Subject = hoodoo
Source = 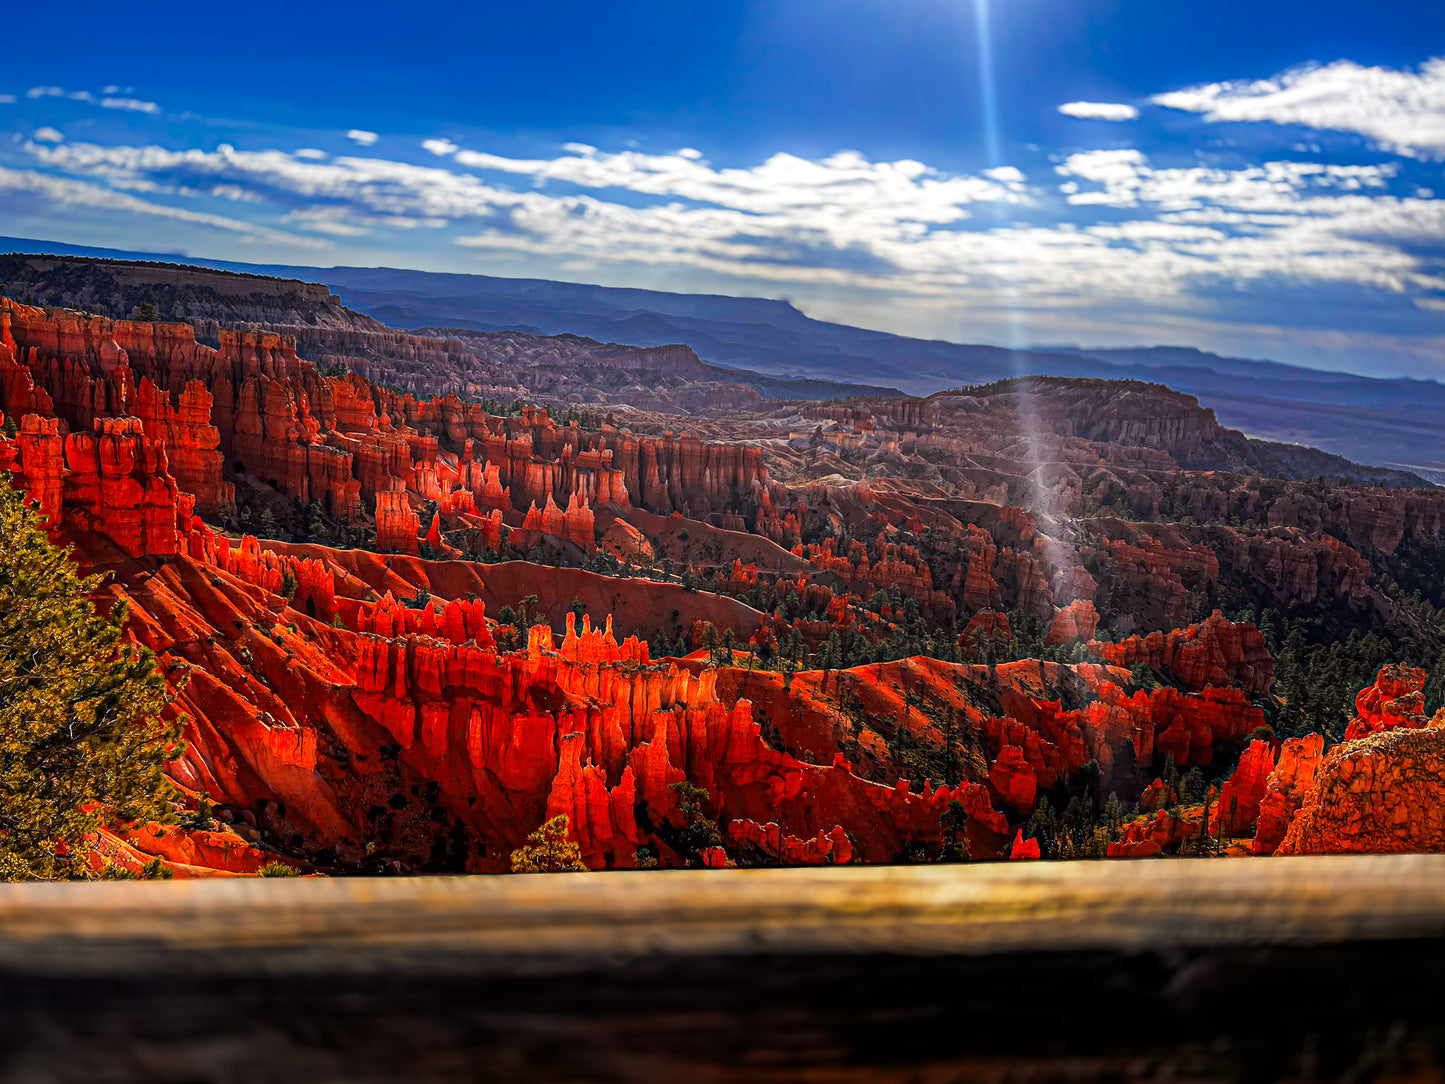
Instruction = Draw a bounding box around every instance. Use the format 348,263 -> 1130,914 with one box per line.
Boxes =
0,272 -> 1441,876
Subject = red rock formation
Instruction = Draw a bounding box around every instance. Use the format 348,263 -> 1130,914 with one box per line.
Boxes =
1009,831 -> 1040,860
1115,808 -> 1200,852
1252,733 -> 1325,855
727,820 -> 853,865
1045,599 -> 1098,647
91,823 -> 275,879
375,490 -> 420,555
520,492 -> 595,551
989,745 -> 1037,814
1208,527 -> 1373,606
35,416 -> 183,558
1344,663 -> 1429,740
37,457 -> 1012,872
978,678 -> 1263,810
1211,739 -> 1275,838
1265,665 -> 1445,855
600,517 -> 653,561
133,378 -> 233,517
1090,533 -> 1217,630
1,301 -> 369,521
13,285 -> 1445,874
1089,611 -> 1275,696
1138,778 -> 1168,813
959,610 -> 1011,658
10,413 -> 64,527
1106,839 -> 1161,858
1277,725 -> 1445,855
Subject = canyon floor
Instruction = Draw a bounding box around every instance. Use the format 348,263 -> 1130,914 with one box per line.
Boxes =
2,857 -> 1445,1081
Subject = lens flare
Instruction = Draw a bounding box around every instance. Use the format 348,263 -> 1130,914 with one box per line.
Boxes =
972,0 -> 1072,599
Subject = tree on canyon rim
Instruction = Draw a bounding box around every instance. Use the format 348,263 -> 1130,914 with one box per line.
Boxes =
0,478 -> 182,880
510,814 -> 587,873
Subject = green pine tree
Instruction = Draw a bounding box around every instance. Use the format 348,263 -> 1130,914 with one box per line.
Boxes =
0,479 -> 183,879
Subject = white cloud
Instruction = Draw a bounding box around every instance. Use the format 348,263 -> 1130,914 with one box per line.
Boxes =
1058,101 -> 1140,121
0,165 -> 326,247
445,143 -> 1027,227
29,87 -> 94,103
32,127 -> 64,144
21,85 -> 159,113
984,165 -> 1026,183
0,95 -> 16,105
206,183 -> 263,202
282,205 -> 447,236
1056,149 -> 1395,212
13,134 -> 1445,317
4,74 -> 1440,368
1155,57 -> 1445,157
100,97 -> 161,114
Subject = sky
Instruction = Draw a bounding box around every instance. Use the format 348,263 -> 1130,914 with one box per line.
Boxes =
2,0 -> 1444,377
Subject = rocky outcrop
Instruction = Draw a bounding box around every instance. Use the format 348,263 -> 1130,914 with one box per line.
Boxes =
1267,666 -> 1445,855
375,490 -> 420,555
1344,664 -> 1429,741
9,275 -> 1445,875
133,378 -> 232,517
1046,599 -> 1098,647
727,820 -> 853,865
1157,472 -> 1445,556
60,417 -> 183,558
4,411 -> 183,558
1089,611 -> 1275,696
1252,734 -> 1325,855
989,745 -> 1037,814
959,610 -> 1011,658
521,492 -> 595,552
1009,831 -> 1041,860
599,517 -> 654,561
1276,726 -> 1445,855
1211,739 -> 1275,838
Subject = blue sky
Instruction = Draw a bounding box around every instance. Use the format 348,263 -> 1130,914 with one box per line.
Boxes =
2,0 -> 1444,375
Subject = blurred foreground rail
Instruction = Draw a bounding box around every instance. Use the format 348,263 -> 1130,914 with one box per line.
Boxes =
2,856 -> 1445,1081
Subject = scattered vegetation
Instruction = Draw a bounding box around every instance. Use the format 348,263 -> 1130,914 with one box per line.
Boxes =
0,479 -> 183,880
510,814 -> 587,873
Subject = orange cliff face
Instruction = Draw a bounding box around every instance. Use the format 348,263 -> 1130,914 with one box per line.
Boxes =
10,293 -> 1445,874
9,382 -> 1443,872
6,411 -> 183,559
1090,611 -> 1275,697
1251,734 -> 1325,855
521,491 -> 596,552
0,300 -> 770,555
1267,665 -> 1445,856
1274,724 -> 1445,855
8,384 -> 1311,874
0,404 -> 1021,871
1343,663 -> 1429,741
375,490 -> 421,555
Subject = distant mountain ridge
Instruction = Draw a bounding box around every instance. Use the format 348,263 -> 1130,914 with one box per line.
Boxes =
2,235 -> 1440,482
0,248 -> 900,407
